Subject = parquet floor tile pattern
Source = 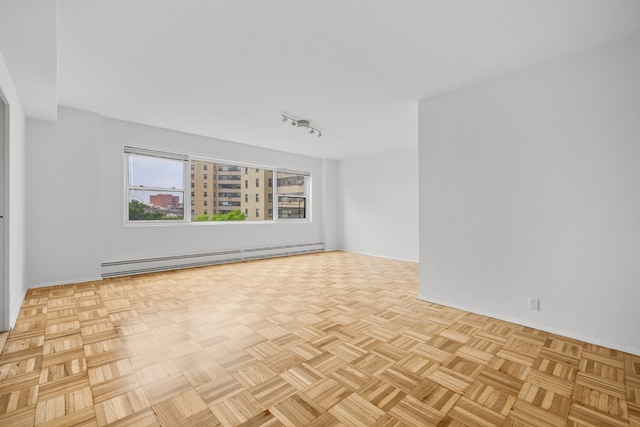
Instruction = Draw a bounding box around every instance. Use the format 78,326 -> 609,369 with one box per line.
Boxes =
1,252 -> 638,426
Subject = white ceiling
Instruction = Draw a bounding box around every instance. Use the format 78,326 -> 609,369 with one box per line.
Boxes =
2,1 -> 640,159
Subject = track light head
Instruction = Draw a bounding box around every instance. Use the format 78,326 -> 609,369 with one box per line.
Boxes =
291,120 -> 297,126
282,116 -> 288,123
318,132 -> 322,138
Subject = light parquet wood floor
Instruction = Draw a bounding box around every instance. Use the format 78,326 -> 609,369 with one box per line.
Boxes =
1,251 -> 639,426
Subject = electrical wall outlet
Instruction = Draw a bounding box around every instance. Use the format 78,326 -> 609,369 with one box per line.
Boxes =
529,297 -> 540,311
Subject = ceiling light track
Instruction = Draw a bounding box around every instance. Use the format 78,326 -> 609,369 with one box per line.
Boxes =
281,114 -> 322,138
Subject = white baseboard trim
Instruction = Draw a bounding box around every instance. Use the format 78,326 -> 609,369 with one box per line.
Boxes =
101,242 -> 324,278
417,293 -> 640,357
28,276 -> 104,290
341,249 -> 419,264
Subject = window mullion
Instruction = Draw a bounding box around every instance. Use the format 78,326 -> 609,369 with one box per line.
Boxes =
185,160 -> 192,221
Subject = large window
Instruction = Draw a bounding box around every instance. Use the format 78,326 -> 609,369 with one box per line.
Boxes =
125,147 -> 310,223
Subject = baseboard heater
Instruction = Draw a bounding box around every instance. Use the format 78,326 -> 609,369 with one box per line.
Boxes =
101,242 -> 325,278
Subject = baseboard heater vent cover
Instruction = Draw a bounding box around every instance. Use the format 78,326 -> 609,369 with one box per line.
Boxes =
101,242 -> 324,278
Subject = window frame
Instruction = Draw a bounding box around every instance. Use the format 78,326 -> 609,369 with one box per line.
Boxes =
124,147 -> 311,225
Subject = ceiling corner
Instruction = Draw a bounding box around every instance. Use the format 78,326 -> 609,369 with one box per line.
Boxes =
0,0 -> 58,121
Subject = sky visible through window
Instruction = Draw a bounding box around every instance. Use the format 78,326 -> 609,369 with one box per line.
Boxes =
128,156 -> 184,203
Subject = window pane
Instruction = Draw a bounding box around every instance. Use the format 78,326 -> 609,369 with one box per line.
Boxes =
278,196 -> 306,219
190,161 -> 273,222
276,172 -> 308,220
128,155 -> 184,189
129,190 -> 184,220
242,169 -> 271,222
277,172 -> 306,196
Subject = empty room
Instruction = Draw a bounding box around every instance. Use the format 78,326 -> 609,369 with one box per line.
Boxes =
1,1 -> 639,426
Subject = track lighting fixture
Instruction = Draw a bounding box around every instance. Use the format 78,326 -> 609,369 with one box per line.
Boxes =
281,114 -> 322,138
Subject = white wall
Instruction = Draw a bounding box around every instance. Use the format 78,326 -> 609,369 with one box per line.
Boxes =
0,52 -> 27,329
26,107 -> 102,287
339,149 -> 419,262
419,36 -> 640,355
23,106 -> 336,287
101,118 -> 330,264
